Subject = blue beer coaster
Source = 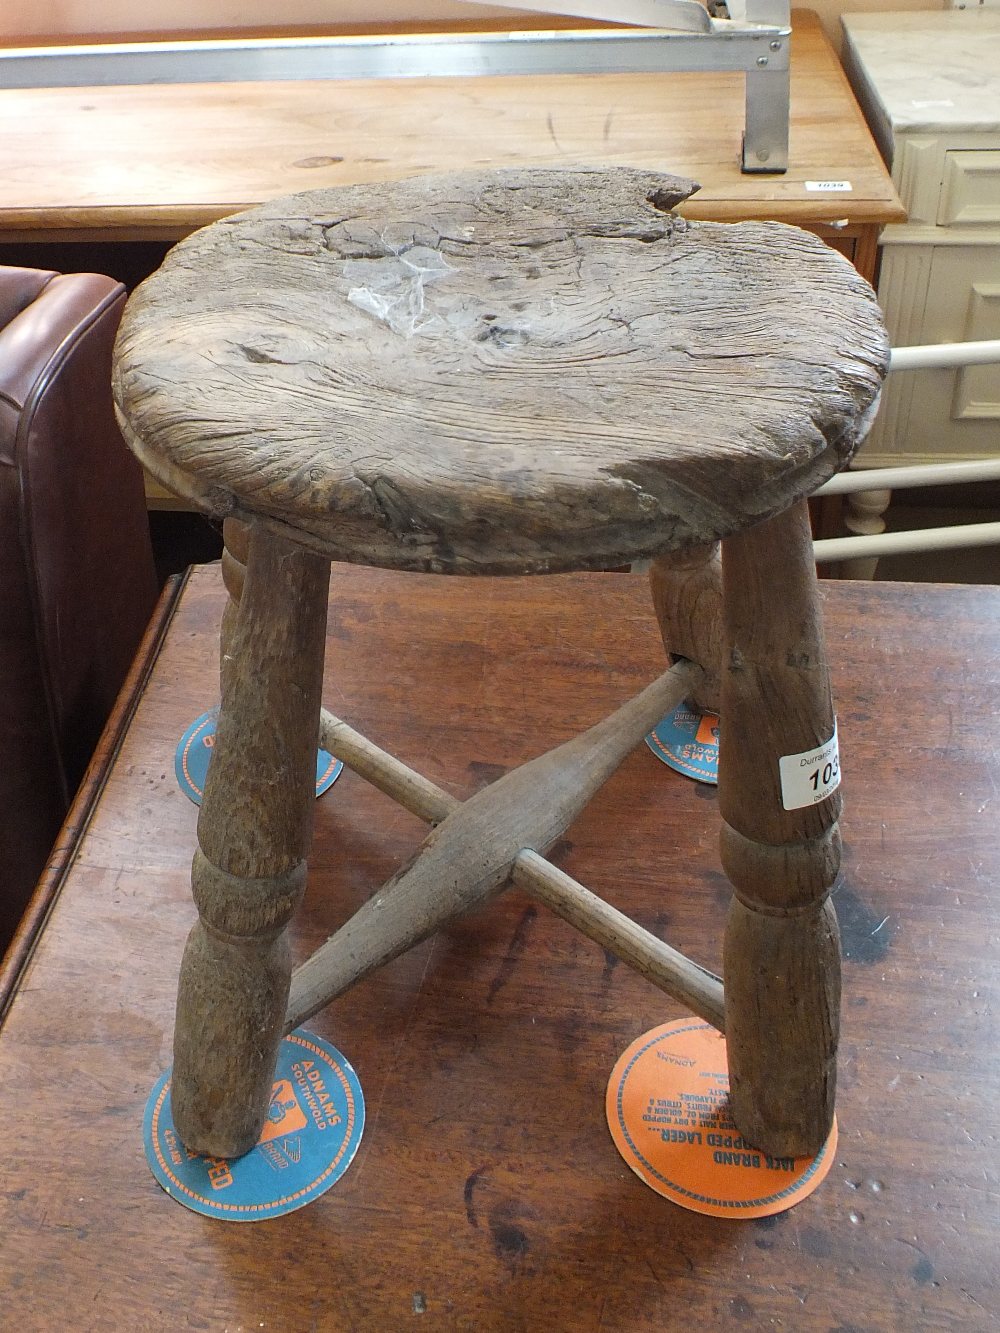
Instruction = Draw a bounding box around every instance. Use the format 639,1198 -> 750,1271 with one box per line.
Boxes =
143,1030 -> 365,1221
175,709 -> 342,805
645,704 -> 719,785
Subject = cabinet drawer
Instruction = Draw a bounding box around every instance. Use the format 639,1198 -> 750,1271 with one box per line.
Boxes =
865,243 -> 1000,462
939,151 -> 1000,226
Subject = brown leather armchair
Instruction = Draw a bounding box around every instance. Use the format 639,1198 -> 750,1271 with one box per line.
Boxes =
0,267 -> 158,950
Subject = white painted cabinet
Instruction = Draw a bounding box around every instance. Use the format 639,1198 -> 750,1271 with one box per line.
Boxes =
842,11 -> 1000,468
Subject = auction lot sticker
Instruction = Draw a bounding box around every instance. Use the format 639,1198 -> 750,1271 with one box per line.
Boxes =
144,1030 -> 364,1221
607,1019 -> 836,1218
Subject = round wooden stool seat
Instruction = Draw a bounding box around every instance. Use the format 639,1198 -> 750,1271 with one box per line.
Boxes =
113,167 -> 887,574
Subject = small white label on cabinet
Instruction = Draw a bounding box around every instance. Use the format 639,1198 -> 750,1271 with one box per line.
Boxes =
804,180 -> 853,193
779,725 -> 840,811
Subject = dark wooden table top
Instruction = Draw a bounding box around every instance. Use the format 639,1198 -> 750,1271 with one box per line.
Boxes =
1,564 -> 996,1330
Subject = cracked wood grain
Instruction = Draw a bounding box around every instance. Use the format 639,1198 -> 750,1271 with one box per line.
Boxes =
113,166 -> 888,575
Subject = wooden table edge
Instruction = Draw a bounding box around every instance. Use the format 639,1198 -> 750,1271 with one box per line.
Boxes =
0,568 -> 191,1022
0,203 -> 907,249
0,11 -> 905,246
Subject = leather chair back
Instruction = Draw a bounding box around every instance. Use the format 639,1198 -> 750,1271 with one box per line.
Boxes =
0,267 -> 158,949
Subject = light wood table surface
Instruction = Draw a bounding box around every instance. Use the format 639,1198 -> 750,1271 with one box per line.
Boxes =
0,563 -> 995,1329
0,11 -> 902,275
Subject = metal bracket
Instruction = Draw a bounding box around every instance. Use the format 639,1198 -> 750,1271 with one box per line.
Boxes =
0,1 -> 791,173
461,0 -> 719,31
462,0 -> 792,171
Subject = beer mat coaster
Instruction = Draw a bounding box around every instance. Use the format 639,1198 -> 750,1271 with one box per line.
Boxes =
175,709 -> 342,805
645,705 -> 719,785
143,1030 -> 365,1221
607,1019 -> 836,1218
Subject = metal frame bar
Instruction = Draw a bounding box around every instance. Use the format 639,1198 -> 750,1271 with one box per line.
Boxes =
0,18 -> 791,173
888,339 -> 1000,373
461,0 -> 716,33
0,28 -> 789,84
813,522 -> 1000,563
814,338 -> 1000,564
817,457 -> 1000,498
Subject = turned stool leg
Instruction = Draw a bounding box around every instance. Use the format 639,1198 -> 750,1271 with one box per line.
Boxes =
219,516 -> 250,682
171,526 -> 330,1158
649,543 -> 722,714
719,499 -> 841,1158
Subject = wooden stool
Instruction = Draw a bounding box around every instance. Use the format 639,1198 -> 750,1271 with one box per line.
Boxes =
113,167 -> 887,1166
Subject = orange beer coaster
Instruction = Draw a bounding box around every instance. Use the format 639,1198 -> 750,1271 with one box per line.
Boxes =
607,1019 -> 837,1218
143,1029 -> 364,1221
